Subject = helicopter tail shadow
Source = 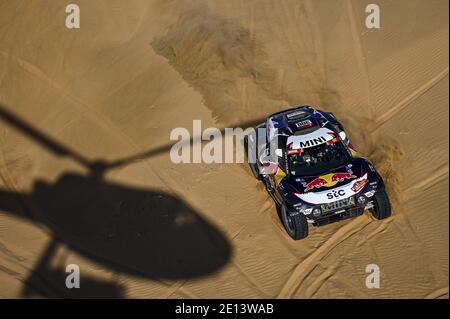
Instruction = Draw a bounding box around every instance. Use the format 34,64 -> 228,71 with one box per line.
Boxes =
21,238 -> 126,298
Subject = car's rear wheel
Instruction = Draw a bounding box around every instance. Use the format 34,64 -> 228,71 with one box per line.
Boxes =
281,205 -> 308,240
370,188 -> 392,220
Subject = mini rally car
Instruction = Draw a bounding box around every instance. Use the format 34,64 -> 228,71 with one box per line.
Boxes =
244,106 -> 391,240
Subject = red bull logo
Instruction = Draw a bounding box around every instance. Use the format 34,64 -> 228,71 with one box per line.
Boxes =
304,172 -> 356,192
331,172 -> 357,183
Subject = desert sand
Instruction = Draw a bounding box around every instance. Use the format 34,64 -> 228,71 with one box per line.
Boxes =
0,0 -> 448,298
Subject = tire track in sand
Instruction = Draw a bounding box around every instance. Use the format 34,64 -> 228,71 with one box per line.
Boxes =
425,286 -> 449,299
277,216 -> 371,298
403,163 -> 449,197
372,67 -> 449,130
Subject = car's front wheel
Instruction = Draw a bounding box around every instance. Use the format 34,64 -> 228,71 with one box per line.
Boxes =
281,205 -> 309,240
370,188 -> 392,220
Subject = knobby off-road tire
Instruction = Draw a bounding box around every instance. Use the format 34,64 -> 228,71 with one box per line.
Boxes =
281,204 -> 309,240
371,188 -> 392,220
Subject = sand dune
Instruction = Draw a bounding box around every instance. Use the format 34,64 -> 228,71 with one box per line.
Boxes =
0,0 -> 448,298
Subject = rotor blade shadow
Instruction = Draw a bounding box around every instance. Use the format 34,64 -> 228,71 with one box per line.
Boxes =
107,117 -> 266,169
0,105 -> 90,167
1,103 -> 264,171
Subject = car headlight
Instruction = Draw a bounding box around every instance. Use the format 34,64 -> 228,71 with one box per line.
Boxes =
295,205 -> 313,215
313,208 -> 322,217
364,181 -> 378,197
364,190 -> 376,197
357,195 -> 367,205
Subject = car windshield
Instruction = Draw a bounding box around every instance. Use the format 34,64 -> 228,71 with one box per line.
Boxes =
288,141 -> 351,176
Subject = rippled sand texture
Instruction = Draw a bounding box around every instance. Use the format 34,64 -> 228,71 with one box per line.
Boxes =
0,0 -> 448,298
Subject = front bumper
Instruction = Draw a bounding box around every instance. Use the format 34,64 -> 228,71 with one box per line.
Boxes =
312,205 -> 365,226
308,197 -> 375,227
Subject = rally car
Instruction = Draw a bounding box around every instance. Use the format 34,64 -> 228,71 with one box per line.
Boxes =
244,106 -> 391,240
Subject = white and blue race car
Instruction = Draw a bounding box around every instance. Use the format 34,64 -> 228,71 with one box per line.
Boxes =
245,106 -> 391,240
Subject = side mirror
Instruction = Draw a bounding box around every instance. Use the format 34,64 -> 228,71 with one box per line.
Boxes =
260,161 -> 279,176
274,149 -> 283,157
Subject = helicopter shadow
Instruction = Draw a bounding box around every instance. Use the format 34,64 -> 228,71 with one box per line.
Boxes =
0,104 -> 232,298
